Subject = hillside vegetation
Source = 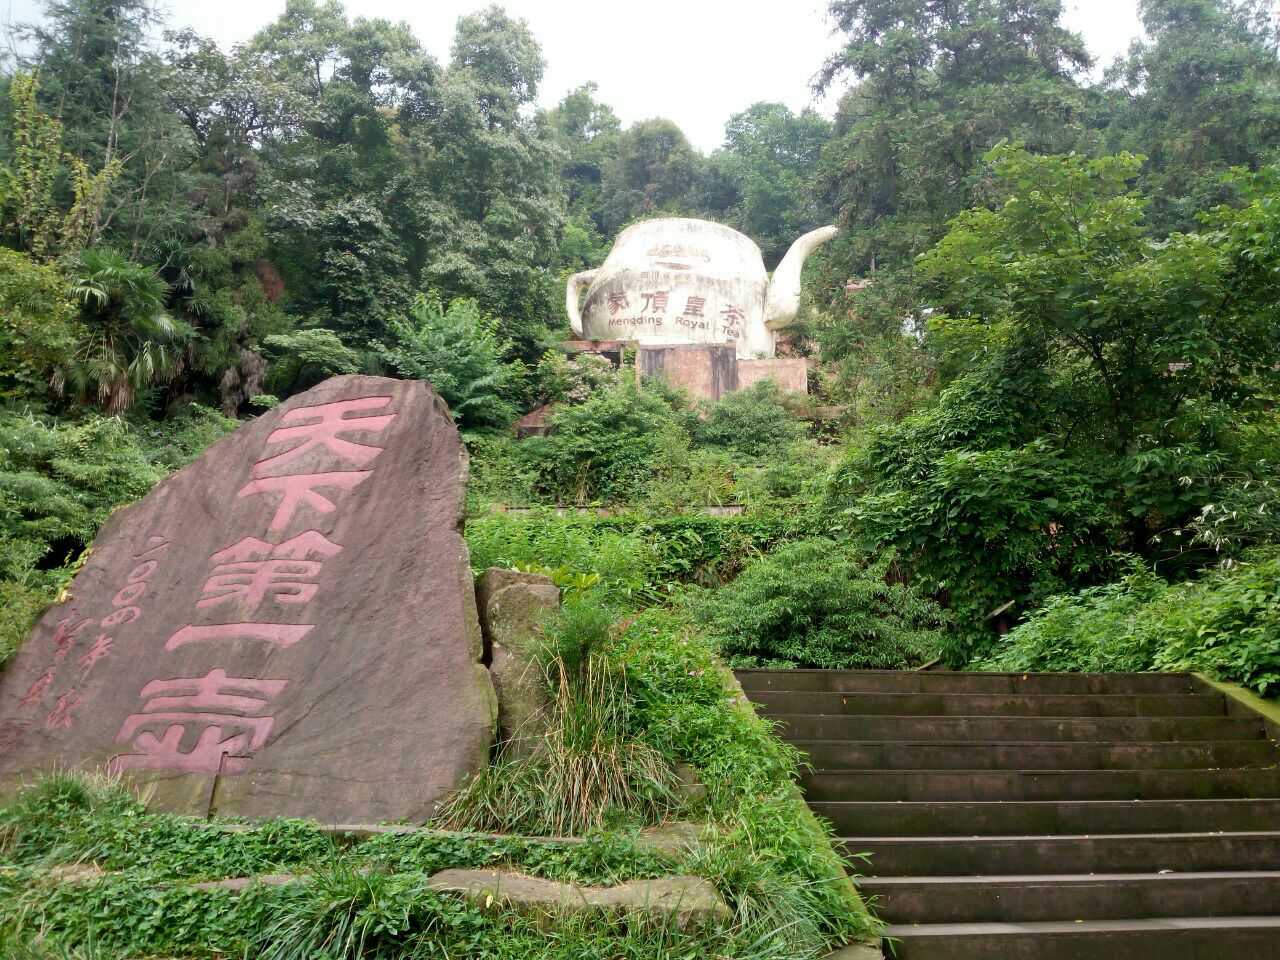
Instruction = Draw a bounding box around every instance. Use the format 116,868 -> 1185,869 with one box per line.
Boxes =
1,0 -> 1279,956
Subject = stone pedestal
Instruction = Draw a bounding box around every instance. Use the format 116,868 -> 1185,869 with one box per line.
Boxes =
635,344 -> 807,401
637,344 -> 739,402
738,358 -> 809,395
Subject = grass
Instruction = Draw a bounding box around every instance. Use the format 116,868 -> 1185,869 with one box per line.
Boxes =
0,507 -> 878,959
0,591 -> 876,958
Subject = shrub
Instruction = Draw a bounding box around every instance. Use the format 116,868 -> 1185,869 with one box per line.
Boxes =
0,406 -> 233,586
515,378 -> 686,504
981,549 -> 1280,696
691,380 -> 805,460
377,293 -> 523,430
687,537 -> 948,669
0,249 -> 79,404
0,582 -> 50,668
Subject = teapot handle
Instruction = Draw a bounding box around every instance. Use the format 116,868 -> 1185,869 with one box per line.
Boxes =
565,269 -> 598,338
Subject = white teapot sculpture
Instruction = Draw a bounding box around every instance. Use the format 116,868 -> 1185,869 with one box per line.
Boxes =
565,218 -> 838,359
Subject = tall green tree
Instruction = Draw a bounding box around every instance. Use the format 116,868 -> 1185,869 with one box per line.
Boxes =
815,0 -> 1092,285
699,102 -> 832,267
247,0 -> 440,345
416,5 -> 565,354
1103,0 -> 1280,232
599,117 -> 703,233
544,82 -> 621,269
17,0 -> 199,261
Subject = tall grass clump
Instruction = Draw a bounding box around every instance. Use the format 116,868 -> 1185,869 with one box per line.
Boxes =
438,605 -> 682,836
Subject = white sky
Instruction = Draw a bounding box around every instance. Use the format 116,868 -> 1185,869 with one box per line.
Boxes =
2,0 -> 1142,152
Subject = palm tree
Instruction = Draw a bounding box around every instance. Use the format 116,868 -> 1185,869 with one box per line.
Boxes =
61,248 -> 194,413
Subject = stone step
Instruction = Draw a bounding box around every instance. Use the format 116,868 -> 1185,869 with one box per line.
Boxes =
879,916 -> 1280,960
735,669 -> 1199,696
794,739 -> 1278,771
754,691 -> 1224,718
862,871 -> 1280,924
776,714 -> 1265,743
813,799 -> 1280,836
803,767 -> 1280,802
845,831 -> 1280,877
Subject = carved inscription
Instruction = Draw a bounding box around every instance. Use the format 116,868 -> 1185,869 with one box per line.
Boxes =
16,539 -> 171,734
109,395 -> 397,775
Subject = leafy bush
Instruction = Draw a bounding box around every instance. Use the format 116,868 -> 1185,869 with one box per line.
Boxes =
827,372 -> 1121,664
262,328 -> 363,397
0,249 -> 79,404
0,406 -> 234,586
378,293 -> 523,430
688,537 -> 948,669
515,378 -> 686,504
0,583 -> 52,668
981,549 -> 1280,695
691,380 -> 805,460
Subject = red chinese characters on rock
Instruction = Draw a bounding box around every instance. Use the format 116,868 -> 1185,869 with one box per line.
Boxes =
198,532 -> 343,609
110,670 -> 287,774
110,395 -> 397,777
17,537 -> 171,733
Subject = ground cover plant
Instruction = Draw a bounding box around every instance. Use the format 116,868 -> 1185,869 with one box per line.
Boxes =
980,548 -> 1280,695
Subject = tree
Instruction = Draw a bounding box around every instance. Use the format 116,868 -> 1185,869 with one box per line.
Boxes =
0,71 -> 118,259
0,248 -> 80,402
63,247 -> 194,413
829,147 -> 1280,660
415,6 -> 565,354
599,118 -> 702,233
17,0 -> 199,261
247,0 -> 440,343
699,102 -> 832,267
815,0 -> 1092,285
1103,0 -> 1280,232
544,82 -> 620,269
377,293 -> 521,430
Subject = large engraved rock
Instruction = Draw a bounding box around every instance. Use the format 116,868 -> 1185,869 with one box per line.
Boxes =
0,375 -> 496,823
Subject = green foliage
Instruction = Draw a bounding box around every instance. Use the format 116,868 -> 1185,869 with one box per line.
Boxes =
62,247 -> 195,414
515,378 -> 686,504
815,0 -> 1091,284
0,71 -> 117,259
609,604 -> 876,953
692,380 -> 806,460
441,608 -> 681,836
0,582 -> 51,667
1103,0 -> 1280,233
687,537 -> 948,669
262,328 -> 363,397
466,511 -> 800,606
0,405 -> 233,587
699,102 -> 833,267
0,248 -> 79,403
828,148 -> 1280,661
981,549 -> 1280,695
600,119 -> 703,232
378,293 -> 522,430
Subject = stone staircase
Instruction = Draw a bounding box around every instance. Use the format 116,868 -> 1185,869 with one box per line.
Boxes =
736,668 -> 1280,960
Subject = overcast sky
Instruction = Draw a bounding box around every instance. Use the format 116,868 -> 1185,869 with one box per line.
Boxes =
2,0 -> 1143,152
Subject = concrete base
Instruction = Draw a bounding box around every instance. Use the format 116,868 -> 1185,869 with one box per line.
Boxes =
738,358 -> 809,394
635,343 -> 808,402
637,343 -> 739,402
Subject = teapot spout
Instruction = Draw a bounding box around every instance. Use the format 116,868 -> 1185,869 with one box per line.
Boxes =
763,225 -> 838,331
